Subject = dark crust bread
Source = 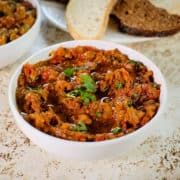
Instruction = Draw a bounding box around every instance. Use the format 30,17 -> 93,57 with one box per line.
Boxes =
118,19 -> 180,37
50,0 -> 69,4
59,0 -> 69,4
112,0 -> 180,37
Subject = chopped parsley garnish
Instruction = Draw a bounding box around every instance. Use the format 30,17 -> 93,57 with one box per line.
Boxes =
80,74 -> 96,93
129,60 -> 137,65
72,121 -> 88,132
153,83 -> 159,89
111,127 -> 122,134
63,66 -> 88,78
63,68 -> 75,77
96,112 -> 102,118
27,86 -> 43,91
66,74 -> 97,104
129,60 -> 143,66
115,82 -> 124,89
132,93 -> 138,98
80,90 -> 96,104
66,90 -> 80,98
79,74 -> 97,104
127,101 -> 132,107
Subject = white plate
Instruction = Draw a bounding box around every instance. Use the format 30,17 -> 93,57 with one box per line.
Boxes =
41,1 -> 157,43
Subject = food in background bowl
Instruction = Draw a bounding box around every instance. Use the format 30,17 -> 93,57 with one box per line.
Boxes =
9,41 -> 166,160
0,0 -> 36,45
16,45 -> 160,142
0,0 -> 41,69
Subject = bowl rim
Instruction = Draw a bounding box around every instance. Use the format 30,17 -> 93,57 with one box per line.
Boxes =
9,40 -> 167,147
0,0 -> 41,49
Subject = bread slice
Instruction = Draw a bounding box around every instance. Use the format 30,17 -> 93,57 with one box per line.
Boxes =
112,0 -> 180,37
66,0 -> 117,40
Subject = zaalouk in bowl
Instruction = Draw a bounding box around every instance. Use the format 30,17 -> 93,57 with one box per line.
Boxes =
0,0 -> 40,69
0,0 -> 36,45
16,45 -> 161,142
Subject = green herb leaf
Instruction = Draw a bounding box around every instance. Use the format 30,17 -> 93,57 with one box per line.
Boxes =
64,66 -> 88,78
127,101 -> 132,107
115,82 -> 124,89
89,94 -> 96,101
111,127 -> 122,134
129,60 -> 143,66
80,74 -> 96,92
72,121 -> 88,132
66,88 -> 96,104
129,60 -> 137,65
79,121 -> 88,131
80,90 -> 96,104
132,93 -> 138,98
64,68 -> 75,77
153,83 -> 159,89
66,90 -> 80,98
27,86 -> 43,91
71,125 -> 79,131
81,96 -> 90,104
96,112 -> 102,118
66,73 -> 97,105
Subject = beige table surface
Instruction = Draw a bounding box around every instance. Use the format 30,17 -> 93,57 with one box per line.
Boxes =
0,1 -> 180,179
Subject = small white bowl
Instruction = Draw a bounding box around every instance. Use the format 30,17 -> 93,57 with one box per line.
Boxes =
9,40 -> 167,160
0,0 -> 41,69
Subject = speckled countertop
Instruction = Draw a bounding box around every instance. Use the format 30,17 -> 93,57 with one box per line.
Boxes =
0,2 -> 180,179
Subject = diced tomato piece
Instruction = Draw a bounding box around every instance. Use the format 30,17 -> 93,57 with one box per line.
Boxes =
42,72 -> 49,80
95,134 -> 105,141
23,64 -> 33,76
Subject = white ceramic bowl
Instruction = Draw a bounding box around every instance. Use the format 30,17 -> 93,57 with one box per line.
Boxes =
9,40 -> 167,160
0,0 -> 41,69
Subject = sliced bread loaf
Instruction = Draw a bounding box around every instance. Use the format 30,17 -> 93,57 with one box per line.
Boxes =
112,0 -> 180,36
66,0 -> 117,40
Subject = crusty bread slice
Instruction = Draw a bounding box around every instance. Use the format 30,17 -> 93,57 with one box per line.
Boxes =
66,0 -> 117,40
112,0 -> 180,37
